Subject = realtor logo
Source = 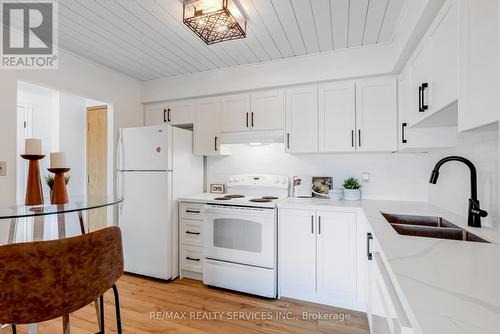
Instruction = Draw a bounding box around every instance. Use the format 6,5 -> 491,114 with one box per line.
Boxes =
1,0 -> 58,69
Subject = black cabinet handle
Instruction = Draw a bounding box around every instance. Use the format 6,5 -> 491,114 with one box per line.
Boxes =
311,216 -> 314,234
367,233 -> 373,260
163,109 -> 167,122
251,112 -> 254,127
167,108 -> 171,122
214,136 -> 218,151
358,129 -> 362,147
351,130 -> 354,147
185,231 -> 200,235
418,86 -> 423,112
421,83 -> 429,111
186,257 -> 200,262
246,112 -> 249,127
286,133 -> 290,149
186,210 -> 200,214
402,122 -> 408,144
318,216 -> 321,235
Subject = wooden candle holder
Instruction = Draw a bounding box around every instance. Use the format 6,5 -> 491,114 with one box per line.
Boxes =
48,168 -> 71,205
21,154 -> 45,206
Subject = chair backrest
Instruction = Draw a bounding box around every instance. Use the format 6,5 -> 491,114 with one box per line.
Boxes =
0,226 -> 124,324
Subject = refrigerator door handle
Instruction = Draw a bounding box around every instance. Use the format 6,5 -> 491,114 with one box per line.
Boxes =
117,171 -> 124,215
116,129 -> 125,171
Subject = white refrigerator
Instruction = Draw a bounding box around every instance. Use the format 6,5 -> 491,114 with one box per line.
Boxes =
117,125 -> 203,280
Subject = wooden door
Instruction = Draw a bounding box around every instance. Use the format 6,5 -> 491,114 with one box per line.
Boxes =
355,77 -> 397,152
220,93 -> 251,133
285,85 -> 318,153
318,81 -> 356,152
86,105 -> 108,230
251,90 -> 284,131
279,209 -> 317,300
193,97 -> 221,155
316,211 -> 357,305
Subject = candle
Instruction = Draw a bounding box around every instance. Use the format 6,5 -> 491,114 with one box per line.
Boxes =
25,139 -> 42,155
50,152 -> 66,168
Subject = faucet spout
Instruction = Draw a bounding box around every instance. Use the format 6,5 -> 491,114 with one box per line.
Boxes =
429,156 -> 487,227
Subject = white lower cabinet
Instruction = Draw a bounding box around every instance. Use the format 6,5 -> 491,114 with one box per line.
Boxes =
279,209 -> 361,310
179,202 -> 204,279
367,232 -> 414,334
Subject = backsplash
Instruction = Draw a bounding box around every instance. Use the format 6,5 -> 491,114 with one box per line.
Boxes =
428,124 -> 499,228
206,144 -> 431,202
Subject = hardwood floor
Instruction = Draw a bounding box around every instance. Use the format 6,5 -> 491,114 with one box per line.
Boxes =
12,274 -> 370,334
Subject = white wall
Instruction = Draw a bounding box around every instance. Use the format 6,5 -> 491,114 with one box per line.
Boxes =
429,124 -> 499,228
0,50 -> 142,203
207,144 -> 431,202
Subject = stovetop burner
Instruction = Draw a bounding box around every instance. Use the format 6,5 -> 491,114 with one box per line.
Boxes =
262,196 -> 278,200
249,198 -> 273,203
214,197 -> 231,200
224,194 -> 245,198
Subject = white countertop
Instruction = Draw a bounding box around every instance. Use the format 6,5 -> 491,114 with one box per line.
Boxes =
278,197 -> 500,334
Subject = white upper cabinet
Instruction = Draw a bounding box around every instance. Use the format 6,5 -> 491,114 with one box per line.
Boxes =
318,82 -> 356,152
251,90 -> 284,131
285,85 -> 319,153
428,0 -> 459,113
398,68 -> 457,151
220,94 -> 251,133
356,77 -> 398,152
145,101 -> 194,126
459,0 -> 500,131
193,97 -> 225,156
408,39 -> 429,125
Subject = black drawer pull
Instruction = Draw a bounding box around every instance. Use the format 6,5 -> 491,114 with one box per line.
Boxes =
185,210 -> 200,214
367,233 -> 373,261
185,231 -> 200,235
186,257 -> 200,262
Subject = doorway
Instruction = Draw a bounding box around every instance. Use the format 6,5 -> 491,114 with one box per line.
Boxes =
86,105 -> 108,230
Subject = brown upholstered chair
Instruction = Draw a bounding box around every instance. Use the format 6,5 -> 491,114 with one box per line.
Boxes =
0,226 -> 124,333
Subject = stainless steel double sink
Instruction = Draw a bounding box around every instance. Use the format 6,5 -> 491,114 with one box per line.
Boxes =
382,213 -> 489,243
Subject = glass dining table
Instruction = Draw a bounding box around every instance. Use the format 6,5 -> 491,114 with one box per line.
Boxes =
0,196 -> 124,333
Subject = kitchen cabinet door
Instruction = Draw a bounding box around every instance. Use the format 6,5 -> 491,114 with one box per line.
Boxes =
193,97 -> 222,156
316,211 -> 357,305
169,100 -> 194,125
458,0 -> 500,131
408,39 -> 429,125
144,107 -> 166,126
398,68 -> 458,152
318,81 -> 356,152
251,90 -> 284,131
220,93 -> 251,133
428,0 -> 459,114
285,85 -> 318,153
280,209 -> 317,299
356,77 -> 397,152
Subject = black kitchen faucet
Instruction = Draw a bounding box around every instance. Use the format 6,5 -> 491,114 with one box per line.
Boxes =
429,156 -> 488,228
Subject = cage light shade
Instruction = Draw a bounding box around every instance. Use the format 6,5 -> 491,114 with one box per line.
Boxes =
183,0 -> 246,45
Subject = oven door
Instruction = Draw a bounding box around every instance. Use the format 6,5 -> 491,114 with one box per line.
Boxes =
203,205 -> 276,269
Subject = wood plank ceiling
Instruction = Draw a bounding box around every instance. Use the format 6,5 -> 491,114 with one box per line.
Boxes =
38,0 -> 406,81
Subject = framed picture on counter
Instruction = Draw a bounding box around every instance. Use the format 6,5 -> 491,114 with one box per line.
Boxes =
210,184 -> 226,194
312,177 -> 332,198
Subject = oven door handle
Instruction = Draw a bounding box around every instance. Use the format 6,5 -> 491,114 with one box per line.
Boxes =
203,205 -> 273,214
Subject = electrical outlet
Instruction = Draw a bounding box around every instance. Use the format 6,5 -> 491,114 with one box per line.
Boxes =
0,161 -> 6,176
362,172 -> 370,183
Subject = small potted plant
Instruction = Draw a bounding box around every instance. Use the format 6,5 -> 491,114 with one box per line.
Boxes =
343,177 -> 361,201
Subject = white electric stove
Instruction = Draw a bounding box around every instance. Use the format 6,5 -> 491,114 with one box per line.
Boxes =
202,175 -> 289,298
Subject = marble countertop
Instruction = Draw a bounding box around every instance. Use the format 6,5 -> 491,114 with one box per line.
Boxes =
278,197 -> 500,334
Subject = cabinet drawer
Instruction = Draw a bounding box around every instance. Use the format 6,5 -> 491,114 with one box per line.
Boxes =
181,220 -> 202,246
181,245 -> 203,273
180,202 -> 204,220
